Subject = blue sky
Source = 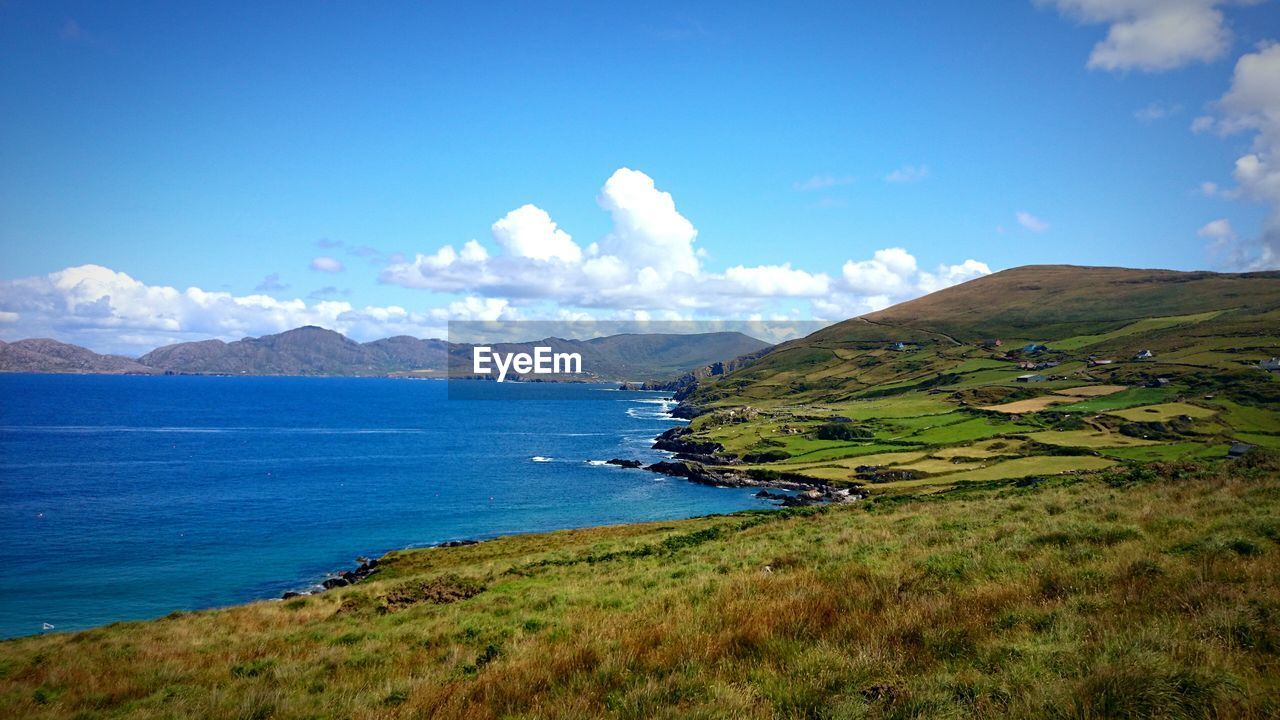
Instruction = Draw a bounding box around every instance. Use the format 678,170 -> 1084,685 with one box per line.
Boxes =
1,1 -> 1278,353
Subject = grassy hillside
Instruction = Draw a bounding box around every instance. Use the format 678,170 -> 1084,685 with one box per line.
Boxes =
680,266 -> 1280,494
4,265 -> 1278,718
1,457 -> 1278,719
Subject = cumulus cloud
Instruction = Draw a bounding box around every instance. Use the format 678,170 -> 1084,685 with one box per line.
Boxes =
1016,211 -> 1051,233
1195,43 -> 1280,269
722,264 -> 831,297
0,265 -> 457,355
1199,218 -> 1235,239
491,204 -> 581,262
596,168 -> 701,277
310,256 -> 344,273
1134,101 -> 1182,122
379,168 -> 993,318
1042,0 -> 1234,72
884,165 -> 929,183
1,169 -> 996,353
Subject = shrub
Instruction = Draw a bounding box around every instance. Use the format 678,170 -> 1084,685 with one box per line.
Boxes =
814,423 -> 873,441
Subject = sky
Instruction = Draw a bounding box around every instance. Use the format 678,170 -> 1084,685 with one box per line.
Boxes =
1,1 -> 1279,355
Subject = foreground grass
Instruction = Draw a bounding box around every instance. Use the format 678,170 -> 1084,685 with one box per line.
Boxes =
3,460 -> 1279,719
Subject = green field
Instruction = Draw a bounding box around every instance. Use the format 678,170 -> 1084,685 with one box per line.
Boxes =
4,265 -> 1279,718
5,460 -> 1279,719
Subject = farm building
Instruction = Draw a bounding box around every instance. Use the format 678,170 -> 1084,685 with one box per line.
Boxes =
1228,442 -> 1255,459
1016,373 -> 1046,383
1135,349 -> 1154,359
1261,357 -> 1280,372
979,339 -> 1003,349
1023,343 -> 1047,354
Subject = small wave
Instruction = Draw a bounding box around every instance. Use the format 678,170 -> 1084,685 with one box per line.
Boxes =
585,460 -> 611,466
530,456 -> 554,463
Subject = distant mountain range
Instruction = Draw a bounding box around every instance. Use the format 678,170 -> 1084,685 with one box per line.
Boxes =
0,326 -> 771,383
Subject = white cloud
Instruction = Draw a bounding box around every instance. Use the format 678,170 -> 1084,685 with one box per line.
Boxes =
1196,43 -> 1280,269
0,265 -> 449,355
1134,101 -> 1182,122
4,168 -> 997,353
1199,218 -> 1235,238
884,165 -> 929,183
596,167 -> 700,278
378,168 -> 994,320
794,174 -> 855,191
841,248 -> 919,295
1016,211 -> 1051,233
917,260 -> 995,294
310,256 -> 344,273
491,204 -> 581,262
1198,180 -> 1237,198
1043,0 -> 1234,72
722,264 -> 831,297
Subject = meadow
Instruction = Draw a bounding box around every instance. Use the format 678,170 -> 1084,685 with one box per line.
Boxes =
2,454 -> 1278,719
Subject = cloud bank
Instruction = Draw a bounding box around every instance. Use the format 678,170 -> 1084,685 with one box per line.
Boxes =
1043,0 -> 1235,72
378,167 -> 991,319
1195,42 -> 1280,270
1,168 -> 993,354
1044,1 -> 1278,270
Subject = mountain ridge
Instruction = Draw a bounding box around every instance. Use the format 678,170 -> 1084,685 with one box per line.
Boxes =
0,326 -> 770,382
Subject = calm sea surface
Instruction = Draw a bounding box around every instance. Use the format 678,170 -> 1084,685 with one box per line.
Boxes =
0,375 -> 771,638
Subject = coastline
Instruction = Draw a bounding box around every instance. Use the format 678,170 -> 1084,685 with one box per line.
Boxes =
285,395 -> 855,604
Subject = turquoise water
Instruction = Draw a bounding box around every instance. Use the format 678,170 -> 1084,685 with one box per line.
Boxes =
0,375 -> 770,638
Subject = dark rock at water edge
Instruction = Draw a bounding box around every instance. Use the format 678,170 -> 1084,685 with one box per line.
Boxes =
285,556 -> 381,598
606,458 -> 643,468
652,426 -> 723,455
645,459 -> 862,504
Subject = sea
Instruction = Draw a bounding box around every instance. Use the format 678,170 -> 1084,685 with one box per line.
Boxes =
0,375 -> 774,639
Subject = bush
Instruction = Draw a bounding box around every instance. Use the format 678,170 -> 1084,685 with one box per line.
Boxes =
814,423 -> 873,441
743,449 -> 792,463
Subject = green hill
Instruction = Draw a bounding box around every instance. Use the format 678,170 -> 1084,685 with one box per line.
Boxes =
2,265 -> 1279,718
2,457 -> 1278,718
678,266 -> 1280,491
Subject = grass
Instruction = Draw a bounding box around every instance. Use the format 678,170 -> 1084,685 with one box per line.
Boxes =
1052,387 -> 1177,413
1054,384 -> 1129,398
4,458 -> 1279,718
937,454 -> 1116,481
1107,402 -> 1219,422
1026,429 -> 1160,449
981,396 -> 1069,414
1051,311 -> 1225,350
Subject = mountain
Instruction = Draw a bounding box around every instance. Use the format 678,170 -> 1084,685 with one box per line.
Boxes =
1,326 -> 769,381
687,265 -> 1280,407
859,264 -> 1280,341
664,265 -> 1279,495
138,326 -> 451,376
0,338 -> 156,375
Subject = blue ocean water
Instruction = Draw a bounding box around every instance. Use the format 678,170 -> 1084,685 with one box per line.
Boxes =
0,375 -> 771,638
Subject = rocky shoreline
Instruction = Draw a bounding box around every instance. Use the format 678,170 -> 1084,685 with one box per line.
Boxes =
284,402 -> 855,600
280,540 -> 483,599
640,425 -> 863,506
